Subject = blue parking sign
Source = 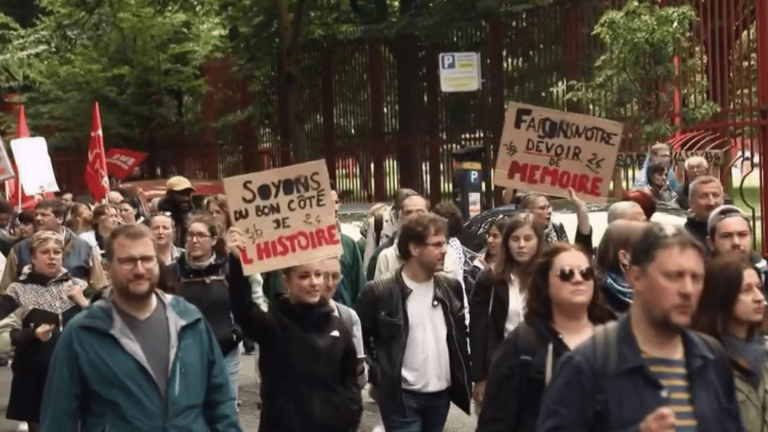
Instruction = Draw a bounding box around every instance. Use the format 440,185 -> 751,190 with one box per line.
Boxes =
440,53 -> 456,70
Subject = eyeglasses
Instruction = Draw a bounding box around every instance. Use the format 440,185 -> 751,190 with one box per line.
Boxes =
187,233 -> 212,241
115,256 -> 158,270
555,266 -> 595,283
423,241 -> 447,249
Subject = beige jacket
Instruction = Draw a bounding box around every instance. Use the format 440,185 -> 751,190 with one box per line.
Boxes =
0,307 -> 27,353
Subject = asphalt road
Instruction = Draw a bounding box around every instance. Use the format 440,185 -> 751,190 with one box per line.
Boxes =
0,355 -> 477,431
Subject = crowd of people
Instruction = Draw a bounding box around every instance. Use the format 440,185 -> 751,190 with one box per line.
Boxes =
0,140 -> 760,432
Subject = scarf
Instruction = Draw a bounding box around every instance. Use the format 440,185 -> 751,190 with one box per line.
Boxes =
604,272 -> 633,304
544,223 -> 559,245
186,254 -> 216,270
724,333 -> 767,389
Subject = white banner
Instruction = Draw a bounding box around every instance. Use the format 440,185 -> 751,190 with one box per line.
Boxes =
10,137 -> 60,195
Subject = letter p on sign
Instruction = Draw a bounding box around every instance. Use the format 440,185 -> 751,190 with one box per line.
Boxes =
440,54 -> 456,70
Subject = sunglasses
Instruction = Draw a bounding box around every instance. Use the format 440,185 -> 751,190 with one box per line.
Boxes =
555,266 -> 595,283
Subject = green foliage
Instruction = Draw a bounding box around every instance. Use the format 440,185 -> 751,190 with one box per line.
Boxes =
0,0 -> 227,149
557,0 -> 719,144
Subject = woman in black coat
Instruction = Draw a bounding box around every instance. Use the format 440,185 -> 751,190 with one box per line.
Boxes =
229,257 -> 362,432
477,243 -> 612,432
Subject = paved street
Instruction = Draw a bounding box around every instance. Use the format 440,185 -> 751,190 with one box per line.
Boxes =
0,355 -> 477,431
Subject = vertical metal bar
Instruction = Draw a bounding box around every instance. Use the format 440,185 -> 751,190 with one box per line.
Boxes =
368,40 -> 387,202
755,0 -> 768,255
487,18 -> 505,207
321,44 -> 338,193
425,45 -> 441,207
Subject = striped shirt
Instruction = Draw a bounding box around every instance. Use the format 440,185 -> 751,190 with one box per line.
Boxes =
643,354 -> 697,431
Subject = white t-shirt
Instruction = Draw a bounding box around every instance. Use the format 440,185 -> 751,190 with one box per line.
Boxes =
401,272 -> 451,393
504,276 -> 525,337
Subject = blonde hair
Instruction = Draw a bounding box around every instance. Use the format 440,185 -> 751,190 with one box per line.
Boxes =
30,231 -> 64,255
206,194 -> 232,230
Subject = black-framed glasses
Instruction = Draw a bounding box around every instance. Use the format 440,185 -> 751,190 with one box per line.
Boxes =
555,266 -> 595,282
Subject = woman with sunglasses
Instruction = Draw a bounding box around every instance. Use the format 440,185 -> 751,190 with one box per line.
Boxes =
692,256 -> 767,432
477,242 -> 611,432
470,213 -> 543,411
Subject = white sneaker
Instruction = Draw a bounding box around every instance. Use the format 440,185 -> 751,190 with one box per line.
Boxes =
17,422 -> 28,431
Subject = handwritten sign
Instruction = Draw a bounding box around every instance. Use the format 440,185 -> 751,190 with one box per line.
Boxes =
614,150 -> 724,170
222,160 -> 342,275
10,137 -> 60,194
493,103 -> 624,204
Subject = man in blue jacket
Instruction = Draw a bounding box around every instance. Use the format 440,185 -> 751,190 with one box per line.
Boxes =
40,224 -> 241,432
537,223 -> 744,432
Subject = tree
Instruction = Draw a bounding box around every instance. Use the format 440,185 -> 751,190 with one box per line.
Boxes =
558,0 -> 719,144
0,0 -> 227,149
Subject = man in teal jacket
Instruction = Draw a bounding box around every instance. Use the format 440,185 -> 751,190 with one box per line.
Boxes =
40,224 -> 240,432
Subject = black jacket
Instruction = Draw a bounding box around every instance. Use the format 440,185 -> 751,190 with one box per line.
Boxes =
469,269 -> 513,383
229,265 -> 362,432
356,270 -> 472,415
161,253 -> 246,356
685,216 -> 709,249
477,318 -> 571,432
537,314 -> 745,432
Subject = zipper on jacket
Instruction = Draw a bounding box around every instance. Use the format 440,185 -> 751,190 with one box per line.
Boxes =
442,298 -> 470,399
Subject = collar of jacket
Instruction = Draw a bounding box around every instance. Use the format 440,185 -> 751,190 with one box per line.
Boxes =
395,267 -> 455,308
614,314 -> 714,374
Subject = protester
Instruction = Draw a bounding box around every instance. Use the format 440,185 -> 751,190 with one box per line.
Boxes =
106,190 -> 124,206
117,194 -> 145,225
14,212 -> 35,241
632,142 -> 681,192
229,259 -> 363,432
158,176 -> 196,247
160,214 -> 246,407
40,224 -> 241,431
606,200 -> 647,223
594,220 -> 647,316
357,214 -> 472,431
678,156 -> 708,210
622,189 -> 657,221
0,232 -> 88,432
478,243 -> 611,432
0,200 -> 107,294
470,213 -> 543,409
692,255 -> 766,432
644,162 -> 678,206
537,223 -> 745,432
706,205 -> 768,282
149,213 -> 183,265
518,189 -> 592,251
322,256 -> 368,387
684,175 -> 725,246
0,200 -> 13,237
465,218 -> 510,291
80,204 -> 119,257
65,203 -> 92,235
364,188 -> 421,274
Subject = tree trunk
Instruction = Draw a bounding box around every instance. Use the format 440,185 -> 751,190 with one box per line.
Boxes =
277,0 -> 310,163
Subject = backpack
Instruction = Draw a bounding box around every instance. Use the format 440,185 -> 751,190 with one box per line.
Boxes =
590,322 -> 732,432
515,323 -> 556,385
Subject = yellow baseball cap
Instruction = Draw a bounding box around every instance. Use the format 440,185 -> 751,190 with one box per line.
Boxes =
166,176 -> 196,192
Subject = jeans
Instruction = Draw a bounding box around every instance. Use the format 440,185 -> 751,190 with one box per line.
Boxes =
222,347 -> 241,401
379,390 -> 451,432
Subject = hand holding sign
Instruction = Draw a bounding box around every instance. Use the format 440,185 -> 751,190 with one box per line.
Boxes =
222,160 -> 342,276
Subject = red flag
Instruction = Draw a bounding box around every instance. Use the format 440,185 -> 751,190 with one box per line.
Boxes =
85,102 -> 109,202
106,148 -> 148,180
6,106 -> 38,209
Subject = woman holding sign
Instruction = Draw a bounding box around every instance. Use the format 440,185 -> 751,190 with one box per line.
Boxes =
228,258 -> 363,432
518,188 -> 593,252
160,214 -> 247,409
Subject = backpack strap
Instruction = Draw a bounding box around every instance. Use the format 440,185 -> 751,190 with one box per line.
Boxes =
545,342 -> 554,386
593,321 -> 620,432
692,331 -> 732,390
373,213 -> 384,246
336,304 -> 355,331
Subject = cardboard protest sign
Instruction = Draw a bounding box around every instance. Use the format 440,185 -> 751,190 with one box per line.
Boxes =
10,137 -> 60,194
0,137 -> 15,183
494,103 -> 624,204
223,160 -> 342,275
615,150 -> 724,170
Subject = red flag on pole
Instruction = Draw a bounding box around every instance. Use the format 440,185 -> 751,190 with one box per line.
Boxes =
85,102 -> 109,202
7,106 -> 38,210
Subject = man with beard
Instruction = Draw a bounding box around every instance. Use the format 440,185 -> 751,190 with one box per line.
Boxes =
158,176 -> 196,247
39,224 -> 241,432
357,214 -> 471,431
706,205 -> 768,283
537,223 -> 744,432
